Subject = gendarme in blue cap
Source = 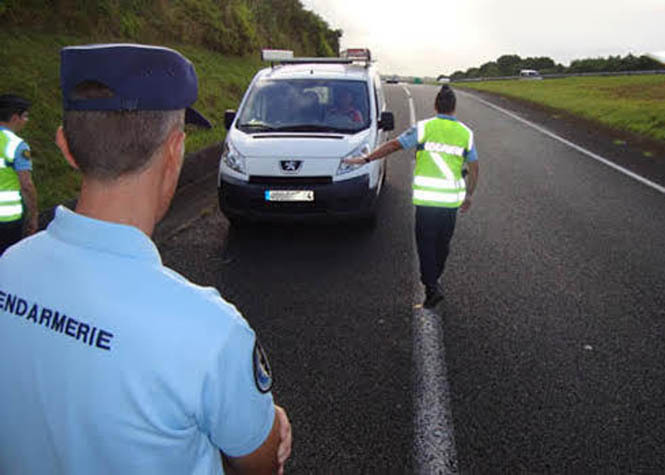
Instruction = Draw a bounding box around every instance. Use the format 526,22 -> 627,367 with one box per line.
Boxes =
61,43 -> 211,128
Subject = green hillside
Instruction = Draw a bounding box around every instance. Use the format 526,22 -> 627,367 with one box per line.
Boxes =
0,0 -> 341,58
0,0 -> 341,211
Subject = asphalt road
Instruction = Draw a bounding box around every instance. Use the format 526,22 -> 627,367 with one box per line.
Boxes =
157,83 -> 665,473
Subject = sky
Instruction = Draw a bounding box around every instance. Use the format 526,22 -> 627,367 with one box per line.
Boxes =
299,0 -> 665,77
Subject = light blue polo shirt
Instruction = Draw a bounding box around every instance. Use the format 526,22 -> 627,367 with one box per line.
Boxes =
0,125 -> 32,171
0,206 -> 274,474
397,114 -> 478,162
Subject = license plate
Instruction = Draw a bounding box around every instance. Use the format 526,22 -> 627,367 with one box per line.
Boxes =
265,190 -> 314,202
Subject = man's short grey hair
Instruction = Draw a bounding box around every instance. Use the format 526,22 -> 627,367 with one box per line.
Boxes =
62,81 -> 184,180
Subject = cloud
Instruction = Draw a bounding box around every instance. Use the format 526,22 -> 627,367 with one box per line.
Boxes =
300,0 -> 665,75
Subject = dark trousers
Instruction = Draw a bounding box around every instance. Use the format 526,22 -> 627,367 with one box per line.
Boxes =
0,219 -> 23,255
415,205 -> 457,289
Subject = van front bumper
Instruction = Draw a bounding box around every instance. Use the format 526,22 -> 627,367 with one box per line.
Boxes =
218,174 -> 378,221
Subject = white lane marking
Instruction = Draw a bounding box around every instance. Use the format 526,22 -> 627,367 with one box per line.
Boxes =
403,84 -> 458,473
412,307 -> 458,474
402,84 -> 416,126
457,90 -> 665,195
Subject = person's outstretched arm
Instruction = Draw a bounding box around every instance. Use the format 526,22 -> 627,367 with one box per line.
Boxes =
343,138 -> 403,165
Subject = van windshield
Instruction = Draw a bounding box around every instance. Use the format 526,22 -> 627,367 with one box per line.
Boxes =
236,79 -> 370,134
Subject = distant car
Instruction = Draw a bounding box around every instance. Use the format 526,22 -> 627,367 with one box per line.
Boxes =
519,69 -> 542,80
218,48 -> 395,225
386,75 -> 399,83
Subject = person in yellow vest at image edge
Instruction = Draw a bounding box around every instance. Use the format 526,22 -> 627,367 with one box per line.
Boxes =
0,94 -> 38,254
344,85 -> 479,309
0,44 -> 291,474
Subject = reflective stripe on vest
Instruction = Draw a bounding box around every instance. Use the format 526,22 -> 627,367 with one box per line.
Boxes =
413,189 -> 466,204
414,175 -> 465,190
412,117 -> 472,208
0,129 -> 24,222
0,190 -> 21,201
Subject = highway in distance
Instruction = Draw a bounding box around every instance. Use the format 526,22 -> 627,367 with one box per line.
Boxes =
158,83 -> 665,473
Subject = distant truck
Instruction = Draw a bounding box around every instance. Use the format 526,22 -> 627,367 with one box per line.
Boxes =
519,69 -> 542,80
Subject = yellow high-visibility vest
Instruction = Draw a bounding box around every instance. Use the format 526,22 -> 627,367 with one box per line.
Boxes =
413,117 -> 473,208
0,129 -> 25,222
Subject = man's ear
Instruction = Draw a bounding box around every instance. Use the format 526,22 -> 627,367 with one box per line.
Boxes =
164,127 -> 185,174
160,126 -> 186,190
55,126 -> 79,170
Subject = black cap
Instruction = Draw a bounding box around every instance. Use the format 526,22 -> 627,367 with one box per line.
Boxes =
0,94 -> 31,111
60,44 -> 212,128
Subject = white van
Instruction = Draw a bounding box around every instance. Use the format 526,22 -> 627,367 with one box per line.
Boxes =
218,48 -> 394,225
519,69 -> 542,80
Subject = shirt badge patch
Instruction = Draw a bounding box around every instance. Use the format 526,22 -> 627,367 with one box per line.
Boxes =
22,149 -> 30,159
253,341 -> 273,394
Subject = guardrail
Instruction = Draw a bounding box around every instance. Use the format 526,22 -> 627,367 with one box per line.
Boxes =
451,69 -> 665,83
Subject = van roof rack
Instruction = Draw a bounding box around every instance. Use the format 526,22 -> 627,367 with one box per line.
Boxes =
261,48 -> 372,68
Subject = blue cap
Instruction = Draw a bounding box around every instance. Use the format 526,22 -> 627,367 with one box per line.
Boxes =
60,44 -> 212,128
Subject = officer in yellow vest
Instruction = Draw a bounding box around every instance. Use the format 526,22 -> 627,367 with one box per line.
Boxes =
0,94 -> 38,254
344,85 -> 479,308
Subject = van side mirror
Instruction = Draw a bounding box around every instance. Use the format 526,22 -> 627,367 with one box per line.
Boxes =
224,110 -> 236,130
379,111 -> 394,131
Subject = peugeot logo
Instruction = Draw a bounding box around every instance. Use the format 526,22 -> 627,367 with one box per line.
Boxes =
280,160 -> 302,173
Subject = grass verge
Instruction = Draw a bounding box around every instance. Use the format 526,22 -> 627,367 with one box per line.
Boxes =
0,29 -> 263,211
455,75 -> 665,143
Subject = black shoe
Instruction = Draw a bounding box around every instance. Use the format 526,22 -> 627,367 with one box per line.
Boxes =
423,286 -> 444,309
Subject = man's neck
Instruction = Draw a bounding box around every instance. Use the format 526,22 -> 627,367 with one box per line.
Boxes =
75,176 -> 161,237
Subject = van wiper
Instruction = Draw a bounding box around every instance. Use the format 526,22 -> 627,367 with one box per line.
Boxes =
272,124 -> 354,133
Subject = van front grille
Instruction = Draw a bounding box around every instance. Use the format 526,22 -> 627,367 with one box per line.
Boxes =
249,176 -> 332,185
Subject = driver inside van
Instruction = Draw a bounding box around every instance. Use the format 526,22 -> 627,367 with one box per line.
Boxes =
328,88 -> 362,123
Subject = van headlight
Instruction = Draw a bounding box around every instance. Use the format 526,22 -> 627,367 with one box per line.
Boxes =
337,143 -> 371,176
221,141 -> 246,175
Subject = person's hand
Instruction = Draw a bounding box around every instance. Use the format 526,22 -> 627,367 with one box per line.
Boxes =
275,405 -> 292,475
460,195 -> 472,213
342,156 -> 366,166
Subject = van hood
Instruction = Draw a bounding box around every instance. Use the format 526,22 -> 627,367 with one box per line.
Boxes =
227,128 -> 372,159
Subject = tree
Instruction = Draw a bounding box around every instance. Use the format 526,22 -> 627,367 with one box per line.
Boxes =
496,54 -> 522,76
465,67 -> 480,78
478,61 -> 501,77
522,56 -> 555,71
450,70 -> 466,80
